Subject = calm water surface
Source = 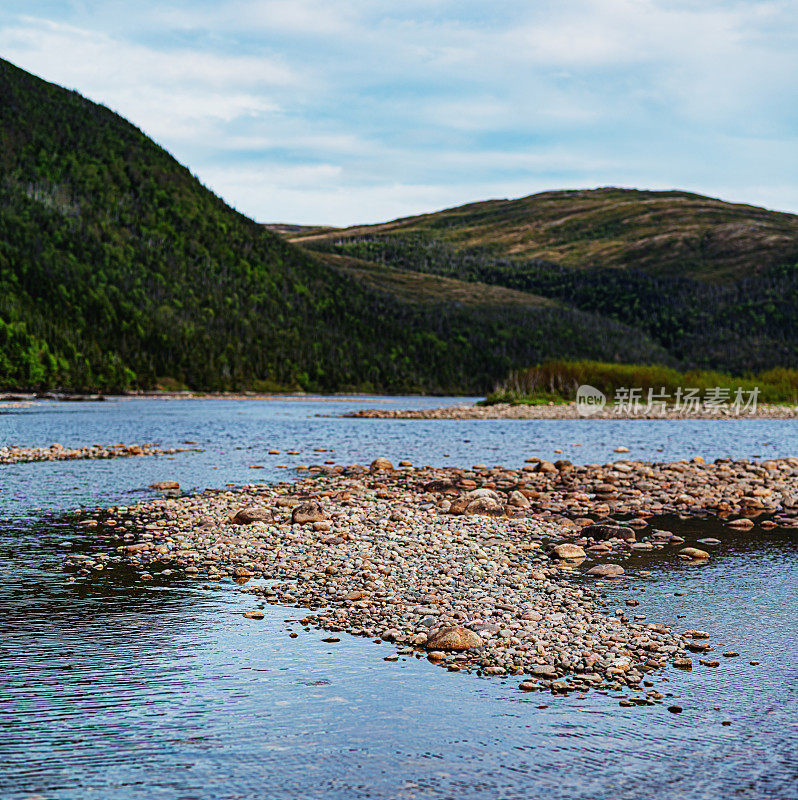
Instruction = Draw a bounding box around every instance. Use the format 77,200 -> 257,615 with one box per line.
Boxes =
1,397 -> 797,800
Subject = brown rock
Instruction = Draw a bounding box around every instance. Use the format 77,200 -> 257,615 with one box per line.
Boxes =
425,626 -> 484,651
369,457 -> 394,472
551,543 -> 586,560
150,480 -> 179,490
585,563 -> 625,577
679,547 -> 710,559
232,507 -> 274,525
464,496 -> 504,516
292,501 -> 328,524
508,490 -> 531,508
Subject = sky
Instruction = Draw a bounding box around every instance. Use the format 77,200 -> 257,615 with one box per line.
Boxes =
1,1 -> 796,225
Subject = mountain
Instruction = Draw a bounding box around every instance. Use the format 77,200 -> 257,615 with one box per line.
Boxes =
293,187 -> 798,282
295,190 -> 798,373
0,58 -> 669,393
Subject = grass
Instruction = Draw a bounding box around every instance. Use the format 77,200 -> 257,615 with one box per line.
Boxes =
292,187 -> 798,282
316,252 -> 554,308
482,361 -> 798,405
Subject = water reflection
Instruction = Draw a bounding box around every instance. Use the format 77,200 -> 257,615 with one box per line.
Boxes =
0,400 -> 796,799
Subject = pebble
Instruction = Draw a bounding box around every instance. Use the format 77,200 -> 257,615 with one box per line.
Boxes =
60,456 -> 762,698
0,442 -> 196,465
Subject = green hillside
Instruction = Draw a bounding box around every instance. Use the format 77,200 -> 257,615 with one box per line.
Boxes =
297,192 -> 798,373
294,187 -> 798,281
0,58 -> 670,393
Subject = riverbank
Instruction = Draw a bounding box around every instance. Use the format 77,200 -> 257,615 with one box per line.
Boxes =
346,402 -> 798,419
62,455 -> 796,698
0,442 -> 200,464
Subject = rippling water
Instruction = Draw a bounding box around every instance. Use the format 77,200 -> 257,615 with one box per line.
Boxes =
1,397 -> 797,800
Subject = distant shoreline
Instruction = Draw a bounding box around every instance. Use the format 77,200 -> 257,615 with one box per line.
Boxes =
344,402 -> 798,420
0,391 -> 468,404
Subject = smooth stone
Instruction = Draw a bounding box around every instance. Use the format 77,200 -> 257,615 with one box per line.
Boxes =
425,626 -> 484,651
551,543 -> 586,560
585,564 -> 625,577
679,547 -> 710,559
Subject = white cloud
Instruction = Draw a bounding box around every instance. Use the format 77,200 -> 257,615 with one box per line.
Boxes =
0,1 -> 795,223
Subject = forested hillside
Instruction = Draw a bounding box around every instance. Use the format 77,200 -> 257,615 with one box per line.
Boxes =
0,58 -> 670,393
299,196 -> 798,374
294,187 -> 798,281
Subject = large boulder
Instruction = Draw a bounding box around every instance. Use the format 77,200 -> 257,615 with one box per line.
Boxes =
232,507 -> 273,525
150,480 -> 179,490
369,457 -> 394,472
551,543 -> 586,560
292,501 -> 328,525
464,496 -> 504,516
508,490 -> 531,508
425,626 -> 484,651
585,563 -> 625,577
581,523 -> 636,542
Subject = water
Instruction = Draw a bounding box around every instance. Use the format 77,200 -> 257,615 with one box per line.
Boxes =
1,397 -> 797,800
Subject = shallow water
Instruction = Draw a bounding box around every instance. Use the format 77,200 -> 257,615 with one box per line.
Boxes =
1,398 -> 797,800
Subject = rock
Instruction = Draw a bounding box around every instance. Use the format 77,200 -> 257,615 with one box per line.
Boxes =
581,524 -> 636,542
727,518 -> 754,529
508,490 -> 531,508
585,563 -> 625,577
243,609 -> 264,619
464,488 -> 500,501
518,680 -> 538,691
614,446 -> 630,453
150,480 -> 179,490
232,506 -> 273,525
668,705 -> 683,713
292,501 -> 328,524
464,496 -> 504,516
679,547 -> 709,559
425,626 -> 484,651
530,664 -> 557,678
673,658 -> 693,669
369,457 -> 394,472
551,543 -> 586,560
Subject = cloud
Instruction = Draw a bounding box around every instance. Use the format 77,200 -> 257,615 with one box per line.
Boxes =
0,1 -> 796,223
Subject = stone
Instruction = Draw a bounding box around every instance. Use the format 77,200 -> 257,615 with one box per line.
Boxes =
585,564 -> 625,577
508,490 -> 531,508
425,626 -> 484,651
232,506 -> 273,525
369,457 -> 394,472
530,664 -> 557,678
464,496 -> 504,516
581,524 -> 636,542
727,518 -> 754,529
292,501 -> 327,524
551,543 -> 586,560
150,480 -> 179,490
243,609 -> 264,619
679,547 -> 709,559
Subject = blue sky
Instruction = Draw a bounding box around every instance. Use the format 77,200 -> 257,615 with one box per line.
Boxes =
1,1 -> 796,224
